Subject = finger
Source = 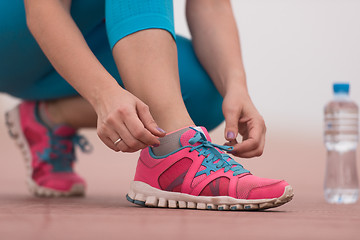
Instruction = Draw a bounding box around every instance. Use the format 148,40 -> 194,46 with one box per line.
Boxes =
230,129 -> 264,157
137,103 -> 166,137
238,122 -> 249,140
104,108 -> 150,150
230,131 -> 265,158
234,139 -> 265,158
222,105 -> 241,141
233,117 -> 265,152
103,137 -> 120,151
97,127 -> 121,152
234,149 -> 262,158
124,112 -> 160,146
224,139 -> 238,147
114,120 -> 149,151
230,136 -> 265,158
116,139 -> 138,153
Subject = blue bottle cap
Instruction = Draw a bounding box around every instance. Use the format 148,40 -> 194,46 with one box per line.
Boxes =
333,83 -> 350,94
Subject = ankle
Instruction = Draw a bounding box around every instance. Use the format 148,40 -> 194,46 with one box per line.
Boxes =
155,112 -> 194,133
160,121 -> 194,133
39,101 -> 66,127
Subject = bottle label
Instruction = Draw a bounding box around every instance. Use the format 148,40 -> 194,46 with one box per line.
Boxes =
325,112 -> 358,141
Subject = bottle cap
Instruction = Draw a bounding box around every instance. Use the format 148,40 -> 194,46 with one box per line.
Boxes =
333,83 -> 350,94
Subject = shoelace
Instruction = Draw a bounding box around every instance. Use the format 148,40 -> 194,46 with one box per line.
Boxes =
188,129 -> 249,177
39,132 -> 92,171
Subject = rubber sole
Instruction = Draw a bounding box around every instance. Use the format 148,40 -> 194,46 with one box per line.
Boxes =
127,181 -> 294,211
5,106 -> 85,197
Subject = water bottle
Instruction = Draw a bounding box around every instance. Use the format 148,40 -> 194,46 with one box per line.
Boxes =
324,83 -> 359,204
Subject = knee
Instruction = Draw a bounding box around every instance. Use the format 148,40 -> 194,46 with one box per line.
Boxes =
0,78 -> 25,96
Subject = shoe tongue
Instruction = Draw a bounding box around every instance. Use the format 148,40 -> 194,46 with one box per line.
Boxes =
53,125 -> 76,137
179,126 -> 211,147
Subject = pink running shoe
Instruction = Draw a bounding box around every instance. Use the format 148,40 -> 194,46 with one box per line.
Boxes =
127,126 -> 294,210
5,101 -> 91,197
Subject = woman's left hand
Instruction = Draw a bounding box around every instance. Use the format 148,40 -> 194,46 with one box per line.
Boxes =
222,88 -> 266,158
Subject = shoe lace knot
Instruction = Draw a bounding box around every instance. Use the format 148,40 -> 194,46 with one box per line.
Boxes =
188,129 -> 249,177
39,132 -> 93,172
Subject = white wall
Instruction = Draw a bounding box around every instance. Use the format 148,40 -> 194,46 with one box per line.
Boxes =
174,0 -> 360,137
1,0 -> 359,137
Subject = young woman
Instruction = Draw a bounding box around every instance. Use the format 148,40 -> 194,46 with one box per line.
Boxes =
0,0 -> 293,210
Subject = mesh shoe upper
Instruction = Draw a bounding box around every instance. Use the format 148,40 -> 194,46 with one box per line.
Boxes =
134,126 -> 289,200
19,101 -> 91,191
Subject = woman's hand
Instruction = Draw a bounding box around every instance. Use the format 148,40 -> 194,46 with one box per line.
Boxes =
222,88 -> 266,158
95,87 -> 166,152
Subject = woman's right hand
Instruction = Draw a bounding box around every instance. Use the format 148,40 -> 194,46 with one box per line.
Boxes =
94,87 -> 166,152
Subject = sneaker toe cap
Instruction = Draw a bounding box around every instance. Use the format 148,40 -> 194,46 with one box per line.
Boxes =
246,180 -> 289,200
37,173 -> 86,192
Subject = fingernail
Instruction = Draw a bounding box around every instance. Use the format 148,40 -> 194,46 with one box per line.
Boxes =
156,127 -> 166,133
227,131 -> 235,139
152,144 -> 160,147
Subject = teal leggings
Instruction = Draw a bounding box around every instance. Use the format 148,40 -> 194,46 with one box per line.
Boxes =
0,0 -> 224,130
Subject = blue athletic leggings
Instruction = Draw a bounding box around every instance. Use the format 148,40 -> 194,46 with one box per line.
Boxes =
0,0 -> 224,131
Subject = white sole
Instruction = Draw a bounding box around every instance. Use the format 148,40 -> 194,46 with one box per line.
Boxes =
5,105 -> 85,197
127,181 -> 294,210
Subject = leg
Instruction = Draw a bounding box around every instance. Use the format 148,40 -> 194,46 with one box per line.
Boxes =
47,34 -> 225,131
46,33 -> 224,132
105,0 -> 223,133
0,1 -> 110,129
0,0 -> 107,197
0,0 -> 221,132
106,0 -> 195,133
44,97 -> 97,128
111,32 -> 224,133
111,30 -> 194,132
0,0 -> 106,100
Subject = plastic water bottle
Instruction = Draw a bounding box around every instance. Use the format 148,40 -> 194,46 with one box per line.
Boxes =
324,83 -> 359,204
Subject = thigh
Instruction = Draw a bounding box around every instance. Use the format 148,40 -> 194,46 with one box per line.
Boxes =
0,0 -> 106,99
20,22 -> 123,100
0,0 -> 224,131
176,36 -> 224,131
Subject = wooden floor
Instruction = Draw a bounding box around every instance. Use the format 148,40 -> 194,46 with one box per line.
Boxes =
0,118 -> 359,240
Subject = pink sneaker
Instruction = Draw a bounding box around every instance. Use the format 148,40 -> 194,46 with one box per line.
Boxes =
5,101 -> 91,197
127,126 -> 294,210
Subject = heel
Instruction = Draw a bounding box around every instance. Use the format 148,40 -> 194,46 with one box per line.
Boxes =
5,106 -> 32,178
5,108 -> 20,140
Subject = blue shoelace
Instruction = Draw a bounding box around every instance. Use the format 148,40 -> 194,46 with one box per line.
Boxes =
188,128 -> 249,177
38,132 -> 92,172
